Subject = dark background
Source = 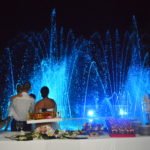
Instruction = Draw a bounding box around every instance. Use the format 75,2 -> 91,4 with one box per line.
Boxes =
0,0 -> 150,49
0,0 -> 150,120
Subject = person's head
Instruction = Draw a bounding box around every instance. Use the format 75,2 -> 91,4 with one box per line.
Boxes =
22,82 -> 31,92
29,93 -> 36,100
16,84 -> 22,94
41,86 -> 49,98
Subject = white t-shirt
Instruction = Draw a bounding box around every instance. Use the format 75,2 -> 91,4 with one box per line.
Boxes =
9,92 -> 34,121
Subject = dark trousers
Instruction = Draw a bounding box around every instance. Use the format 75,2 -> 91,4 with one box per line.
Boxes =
11,119 -> 32,131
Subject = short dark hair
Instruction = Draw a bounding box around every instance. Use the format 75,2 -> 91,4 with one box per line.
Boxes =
41,86 -> 49,98
22,82 -> 31,92
30,93 -> 36,99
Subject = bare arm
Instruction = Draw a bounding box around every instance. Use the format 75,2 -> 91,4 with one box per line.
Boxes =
10,94 -> 22,100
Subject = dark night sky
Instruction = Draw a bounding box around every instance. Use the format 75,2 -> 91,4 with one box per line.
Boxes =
0,0 -> 150,48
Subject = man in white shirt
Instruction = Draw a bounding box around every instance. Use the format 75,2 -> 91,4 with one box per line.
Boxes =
9,82 -> 34,131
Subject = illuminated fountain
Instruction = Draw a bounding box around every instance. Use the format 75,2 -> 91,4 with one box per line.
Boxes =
1,9 -> 150,130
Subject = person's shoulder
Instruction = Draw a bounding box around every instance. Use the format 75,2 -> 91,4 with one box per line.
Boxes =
13,96 -> 22,101
11,97 -> 22,105
35,99 -> 43,105
10,93 -> 23,100
48,98 -> 56,104
48,98 -> 54,101
23,93 -> 34,101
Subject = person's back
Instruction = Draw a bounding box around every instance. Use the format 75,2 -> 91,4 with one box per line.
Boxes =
9,82 -> 34,131
34,86 -> 58,130
12,92 -> 34,121
35,86 -> 57,113
35,97 -> 56,113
